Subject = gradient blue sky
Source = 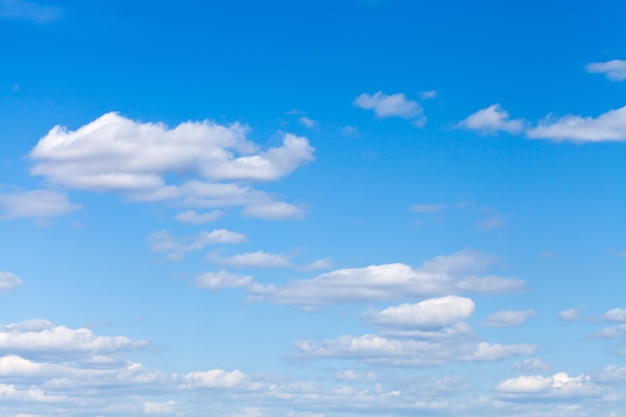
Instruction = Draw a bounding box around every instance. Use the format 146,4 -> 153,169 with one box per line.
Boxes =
2,0 -> 626,416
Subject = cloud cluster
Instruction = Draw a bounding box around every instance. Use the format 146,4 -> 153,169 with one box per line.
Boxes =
29,113 -> 314,219
248,250 -> 525,309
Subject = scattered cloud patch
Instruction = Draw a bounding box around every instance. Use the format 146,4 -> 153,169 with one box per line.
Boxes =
459,104 -> 524,134
0,272 -> 22,293
354,91 -> 423,121
558,307 -> 583,321
0,0 -> 62,23
194,270 -> 253,290
248,250 -> 525,309
207,251 -> 331,271
299,117 -> 317,129
601,308 -> 626,322
174,209 -> 223,224
0,189 -> 80,220
149,229 -> 246,261
366,296 -> 475,329
483,310 -> 536,327
29,113 -> 313,218
586,60 -> 626,81
419,90 -> 438,100
527,106 -> 626,142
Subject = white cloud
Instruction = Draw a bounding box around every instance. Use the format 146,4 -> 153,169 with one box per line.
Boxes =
299,117 -> 317,128
602,308 -> 626,322
354,91 -> 422,119
295,334 -> 535,367
148,229 -> 246,261
590,324 -> 626,339
411,204 -> 446,213
367,296 -> 475,329
248,250 -> 525,309
241,201 -> 304,220
586,60 -> 626,81
527,106 -> 626,142
459,104 -> 524,134
512,359 -> 551,372
496,372 -> 601,399
0,0 -> 62,23
185,369 -> 251,389
0,320 -> 148,361
483,310 -> 536,327
419,90 -> 438,100
194,270 -> 253,290
0,189 -> 80,220
0,272 -> 22,293
29,113 -> 313,218
558,307 -> 583,321
595,365 -> 626,383
174,209 -> 223,224
206,251 -> 331,271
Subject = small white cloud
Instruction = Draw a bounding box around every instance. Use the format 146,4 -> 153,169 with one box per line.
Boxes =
602,308 -> 626,322
496,372 -> 601,398
483,310 -> 536,327
0,189 -> 80,220
0,272 -> 22,293
241,201 -> 304,220
367,296 -> 475,329
586,60 -> 626,82
419,90 -> 438,100
411,204 -> 447,213
354,91 -> 422,119
0,0 -> 62,23
512,359 -> 551,372
149,229 -> 246,261
527,106 -> 626,142
185,369 -> 249,389
459,104 -> 524,134
143,401 -> 178,415
206,251 -> 330,271
194,270 -> 253,290
340,125 -> 359,136
590,324 -> 626,339
299,117 -> 317,128
174,210 -> 223,224
558,307 -> 583,321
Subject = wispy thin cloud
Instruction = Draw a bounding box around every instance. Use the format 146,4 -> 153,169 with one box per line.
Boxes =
0,0 -> 62,23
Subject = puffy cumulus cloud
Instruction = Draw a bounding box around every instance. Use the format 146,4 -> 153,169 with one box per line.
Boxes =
248,250 -> 525,309
496,372 -> 602,399
148,229 -> 246,261
29,112 -> 314,218
0,319 -> 147,361
206,251 -> 332,271
602,308 -> 626,322
354,91 -> 423,119
185,369 -> 253,389
295,334 -> 535,367
586,59 -> 626,82
174,209 -> 223,224
366,296 -> 475,329
0,0 -> 62,23
194,270 -> 253,290
527,106 -> 626,142
483,310 -> 536,327
0,189 -> 80,220
459,104 -> 524,134
558,307 -> 583,321
0,271 -> 22,293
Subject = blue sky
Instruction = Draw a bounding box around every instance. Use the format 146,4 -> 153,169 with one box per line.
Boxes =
2,0 -> 626,416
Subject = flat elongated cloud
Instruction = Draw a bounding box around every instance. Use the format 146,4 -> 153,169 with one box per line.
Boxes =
248,250 -> 525,308
527,106 -> 626,142
0,272 -> 22,293
194,270 -> 253,290
483,310 -> 536,327
586,59 -> 626,81
296,335 -> 535,367
0,0 -> 62,23
497,372 -> 601,398
207,251 -> 332,271
367,296 -> 475,329
29,113 -> 314,218
459,104 -> 524,134
601,308 -> 626,322
0,189 -> 80,219
354,91 -> 422,119
174,210 -> 223,224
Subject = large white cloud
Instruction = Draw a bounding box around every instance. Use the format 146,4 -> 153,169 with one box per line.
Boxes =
29,113 -> 314,218
586,60 -> 626,82
0,272 -> 22,293
0,189 -> 80,220
248,250 -> 525,308
354,91 -> 422,119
